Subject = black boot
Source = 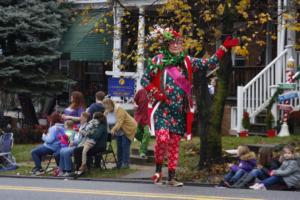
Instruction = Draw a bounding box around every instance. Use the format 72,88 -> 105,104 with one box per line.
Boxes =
232,173 -> 255,188
167,170 -> 183,187
156,164 -> 162,173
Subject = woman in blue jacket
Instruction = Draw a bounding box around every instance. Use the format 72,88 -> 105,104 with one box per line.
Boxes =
31,112 -> 64,175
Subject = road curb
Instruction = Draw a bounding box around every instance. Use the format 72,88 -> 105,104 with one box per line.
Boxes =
0,174 -> 214,187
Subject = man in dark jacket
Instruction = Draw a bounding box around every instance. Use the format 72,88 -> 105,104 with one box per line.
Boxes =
86,91 -> 106,167
87,91 -> 105,117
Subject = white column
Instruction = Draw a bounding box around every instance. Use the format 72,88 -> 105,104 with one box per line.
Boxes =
279,0 -> 287,54
237,86 -> 244,133
277,0 -> 282,56
111,5 -> 123,102
276,0 -> 283,85
286,0 -> 296,59
136,6 -> 145,91
112,4 -> 123,76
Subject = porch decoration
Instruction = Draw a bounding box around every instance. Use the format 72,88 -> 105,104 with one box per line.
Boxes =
240,111 -> 250,137
277,57 -> 299,137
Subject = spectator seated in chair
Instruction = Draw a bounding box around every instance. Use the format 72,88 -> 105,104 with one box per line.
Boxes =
55,114 -> 88,177
73,112 -> 108,176
30,112 -> 64,175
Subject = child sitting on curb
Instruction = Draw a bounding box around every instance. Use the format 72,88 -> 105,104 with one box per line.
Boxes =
232,146 -> 281,188
217,145 -> 256,187
251,145 -> 300,190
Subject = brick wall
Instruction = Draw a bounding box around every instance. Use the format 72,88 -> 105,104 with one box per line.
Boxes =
221,105 -> 232,135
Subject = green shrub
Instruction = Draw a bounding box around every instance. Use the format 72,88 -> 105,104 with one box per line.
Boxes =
265,111 -> 275,130
242,111 -> 250,130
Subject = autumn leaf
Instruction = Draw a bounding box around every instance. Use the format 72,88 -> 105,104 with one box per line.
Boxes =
256,40 -> 266,46
234,46 -> 249,56
216,4 -> 224,16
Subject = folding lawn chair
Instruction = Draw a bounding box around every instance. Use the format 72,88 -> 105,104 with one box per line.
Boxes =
44,153 -> 55,172
90,133 -> 117,170
102,133 -> 117,169
0,131 -> 17,171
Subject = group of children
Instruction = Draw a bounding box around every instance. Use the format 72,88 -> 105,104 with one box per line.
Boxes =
57,111 -> 105,176
218,145 -> 300,190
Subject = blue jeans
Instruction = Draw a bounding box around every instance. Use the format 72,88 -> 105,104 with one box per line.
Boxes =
261,175 -> 285,187
31,145 -> 59,169
224,169 -> 246,184
116,135 -> 131,168
59,146 -> 76,172
250,169 -> 268,180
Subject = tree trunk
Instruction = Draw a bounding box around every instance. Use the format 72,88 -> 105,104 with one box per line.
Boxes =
42,97 -> 56,115
197,53 -> 232,169
197,3 -> 235,169
18,93 -> 38,126
194,66 -> 213,168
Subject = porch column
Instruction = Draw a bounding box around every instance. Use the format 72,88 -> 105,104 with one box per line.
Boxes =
236,86 -> 244,133
112,4 -> 123,76
286,0 -> 296,59
136,6 -> 145,91
277,0 -> 282,56
276,0 -> 285,84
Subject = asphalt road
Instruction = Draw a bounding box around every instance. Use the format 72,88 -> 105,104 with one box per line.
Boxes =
0,177 -> 299,200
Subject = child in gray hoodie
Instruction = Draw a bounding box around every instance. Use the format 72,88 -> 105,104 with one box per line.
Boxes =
251,145 -> 300,190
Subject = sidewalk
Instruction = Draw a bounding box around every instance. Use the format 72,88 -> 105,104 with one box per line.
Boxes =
121,165 -> 168,180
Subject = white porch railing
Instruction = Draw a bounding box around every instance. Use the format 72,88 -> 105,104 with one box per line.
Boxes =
231,50 -> 300,133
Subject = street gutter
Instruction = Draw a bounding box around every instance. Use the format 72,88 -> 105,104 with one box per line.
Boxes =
0,174 -> 214,187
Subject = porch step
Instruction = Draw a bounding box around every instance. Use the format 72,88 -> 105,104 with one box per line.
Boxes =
248,131 -> 267,137
249,122 -> 266,133
255,111 -> 267,124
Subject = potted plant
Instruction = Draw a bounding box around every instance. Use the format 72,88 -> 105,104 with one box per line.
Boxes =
240,111 -> 250,137
265,111 -> 276,137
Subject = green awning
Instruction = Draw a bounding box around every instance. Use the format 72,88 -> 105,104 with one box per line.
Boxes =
61,11 -> 113,61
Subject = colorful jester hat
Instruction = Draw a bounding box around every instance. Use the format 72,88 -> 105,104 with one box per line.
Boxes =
147,25 -> 182,44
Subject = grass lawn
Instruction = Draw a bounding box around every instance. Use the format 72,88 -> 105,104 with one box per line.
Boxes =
1,143 -> 137,178
2,135 -> 300,181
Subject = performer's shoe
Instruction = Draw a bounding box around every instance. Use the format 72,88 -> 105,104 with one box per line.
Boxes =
151,172 -> 163,184
167,179 -> 183,187
167,170 -> 183,187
